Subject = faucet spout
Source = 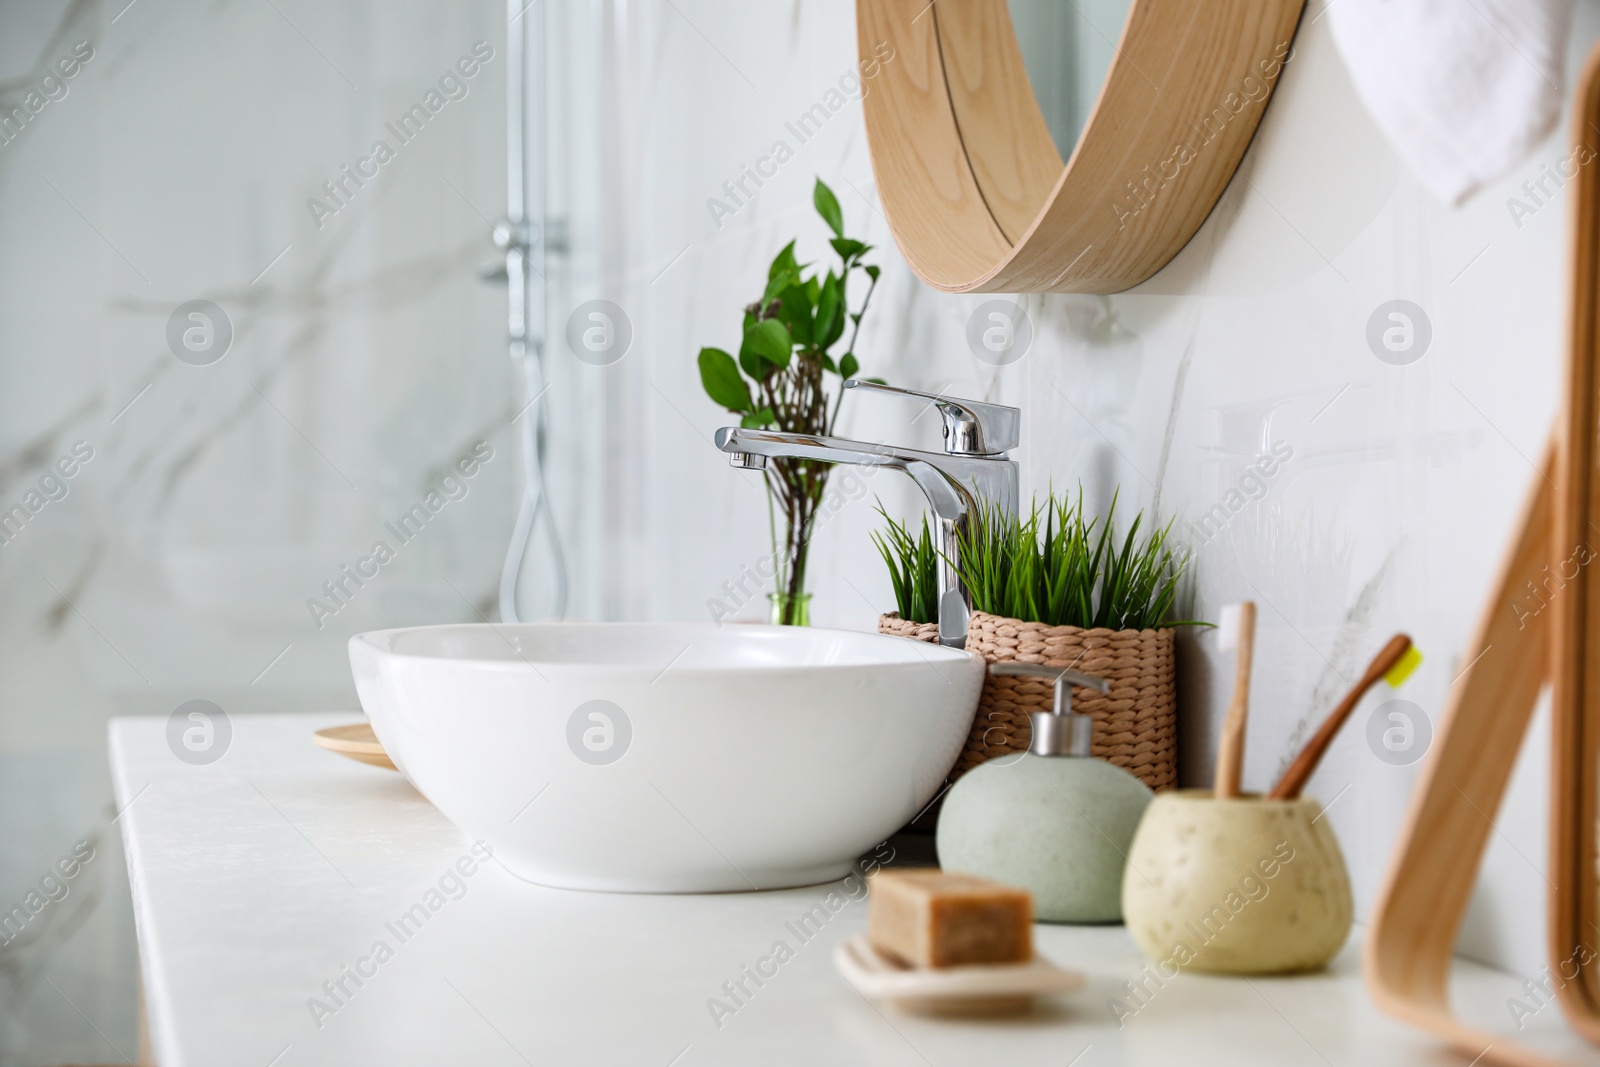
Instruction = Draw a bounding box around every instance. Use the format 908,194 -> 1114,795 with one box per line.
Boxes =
714,427 -> 893,467
715,425 -> 1018,647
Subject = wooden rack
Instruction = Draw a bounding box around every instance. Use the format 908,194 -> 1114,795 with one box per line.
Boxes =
1365,42 -> 1600,1067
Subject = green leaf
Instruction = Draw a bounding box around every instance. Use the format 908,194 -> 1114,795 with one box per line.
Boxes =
830,237 -> 868,261
865,264 -> 881,281
839,353 -> 859,379
769,240 -> 799,281
740,407 -> 776,428
822,310 -> 845,350
762,269 -> 798,307
814,179 -> 844,238
778,283 -> 814,346
697,347 -> 752,412
740,318 -> 793,375
817,352 -> 838,373
814,273 -> 843,350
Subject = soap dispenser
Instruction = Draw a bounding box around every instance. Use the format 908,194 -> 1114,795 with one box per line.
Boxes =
936,662 -> 1154,923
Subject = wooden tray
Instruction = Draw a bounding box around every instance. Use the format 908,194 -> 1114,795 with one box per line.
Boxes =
312,723 -> 397,772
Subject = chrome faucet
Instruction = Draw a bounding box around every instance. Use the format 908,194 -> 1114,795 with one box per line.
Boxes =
714,380 -> 1019,648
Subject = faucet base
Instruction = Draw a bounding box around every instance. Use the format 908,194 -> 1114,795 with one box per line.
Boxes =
939,590 -> 969,648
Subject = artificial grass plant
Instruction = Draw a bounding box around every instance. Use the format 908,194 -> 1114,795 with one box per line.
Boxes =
874,490 -> 1196,631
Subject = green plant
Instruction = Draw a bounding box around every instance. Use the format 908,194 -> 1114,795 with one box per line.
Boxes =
696,178 -> 885,625
871,507 -> 939,624
875,490 -> 1198,631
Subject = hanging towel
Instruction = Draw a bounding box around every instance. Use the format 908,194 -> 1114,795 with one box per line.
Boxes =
1328,0 -> 1574,205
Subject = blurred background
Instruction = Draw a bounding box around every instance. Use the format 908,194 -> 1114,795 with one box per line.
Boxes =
0,0 -> 1589,1060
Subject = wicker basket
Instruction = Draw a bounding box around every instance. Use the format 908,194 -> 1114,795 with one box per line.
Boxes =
877,612 -> 941,644
876,609 -> 1177,795
962,611 -> 1176,791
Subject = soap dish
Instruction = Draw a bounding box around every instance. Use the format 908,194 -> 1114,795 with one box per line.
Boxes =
312,723 -> 398,771
833,935 -> 1084,1015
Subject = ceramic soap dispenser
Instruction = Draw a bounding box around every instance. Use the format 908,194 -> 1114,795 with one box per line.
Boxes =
936,662 -> 1153,922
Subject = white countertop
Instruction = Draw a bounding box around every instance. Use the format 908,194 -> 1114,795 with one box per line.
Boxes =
110,713 -> 1600,1067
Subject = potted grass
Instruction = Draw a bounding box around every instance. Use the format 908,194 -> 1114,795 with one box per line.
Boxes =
870,507 -> 941,643
874,490 -> 1194,793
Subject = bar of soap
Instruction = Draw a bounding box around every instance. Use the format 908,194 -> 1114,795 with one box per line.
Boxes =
868,870 -> 1033,968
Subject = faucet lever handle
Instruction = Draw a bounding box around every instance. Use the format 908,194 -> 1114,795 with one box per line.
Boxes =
842,380 -> 1020,456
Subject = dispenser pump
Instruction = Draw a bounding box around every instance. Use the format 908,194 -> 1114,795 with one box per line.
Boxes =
988,663 -> 1111,757
940,661 -> 1150,922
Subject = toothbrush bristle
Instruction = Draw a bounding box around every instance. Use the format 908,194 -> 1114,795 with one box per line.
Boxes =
1218,603 -> 1242,651
1384,645 -> 1423,687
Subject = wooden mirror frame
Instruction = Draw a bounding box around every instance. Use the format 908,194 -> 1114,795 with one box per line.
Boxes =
857,0 -> 1307,294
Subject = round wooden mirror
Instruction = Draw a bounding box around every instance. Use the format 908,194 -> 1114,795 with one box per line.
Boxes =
857,0 -> 1307,293
1003,0 -> 1123,164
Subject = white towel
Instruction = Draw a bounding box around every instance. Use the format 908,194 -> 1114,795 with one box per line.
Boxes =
1328,0 -> 1573,205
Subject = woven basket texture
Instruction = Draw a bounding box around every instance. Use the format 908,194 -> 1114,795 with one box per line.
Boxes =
958,611 -> 1176,791
877,612 -> 941,644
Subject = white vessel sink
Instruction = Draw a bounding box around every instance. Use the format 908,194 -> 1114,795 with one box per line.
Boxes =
349,622 -> 982,892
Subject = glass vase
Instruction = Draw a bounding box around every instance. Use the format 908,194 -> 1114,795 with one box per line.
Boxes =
768,592 -> 812,626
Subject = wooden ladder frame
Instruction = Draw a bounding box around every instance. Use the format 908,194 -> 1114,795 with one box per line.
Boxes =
1365,43 -> 1600,1066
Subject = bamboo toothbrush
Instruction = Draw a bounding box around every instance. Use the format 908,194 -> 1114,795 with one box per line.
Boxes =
1268,634 -> 1420,799
1214,602 -> 1256,798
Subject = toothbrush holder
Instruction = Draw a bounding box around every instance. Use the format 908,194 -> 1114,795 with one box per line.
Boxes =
1121,791 -> 1353,975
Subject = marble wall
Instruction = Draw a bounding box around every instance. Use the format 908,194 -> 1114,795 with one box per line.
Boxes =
0,0 -> 1589,1059
0,0 -> 514,1060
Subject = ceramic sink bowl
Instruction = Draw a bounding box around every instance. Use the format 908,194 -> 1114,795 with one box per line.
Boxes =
349,622 -> 982,893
